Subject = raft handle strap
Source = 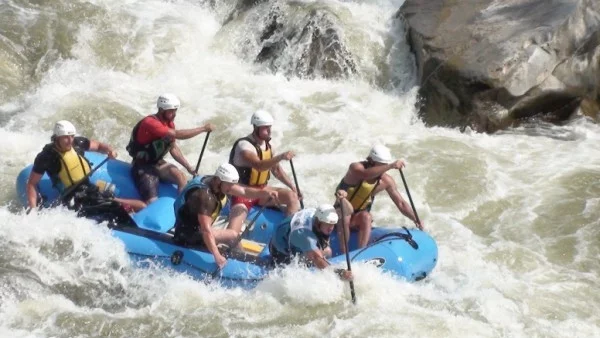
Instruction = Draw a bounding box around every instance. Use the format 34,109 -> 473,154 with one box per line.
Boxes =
371,226 -> 419,250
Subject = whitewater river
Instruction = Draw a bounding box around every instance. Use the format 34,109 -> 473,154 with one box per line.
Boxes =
0,0 -> 598,337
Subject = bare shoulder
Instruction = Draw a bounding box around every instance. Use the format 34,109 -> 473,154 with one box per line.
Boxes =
348,161 -> 365,172
237,139 -> 258,154
380,173 -> 396,187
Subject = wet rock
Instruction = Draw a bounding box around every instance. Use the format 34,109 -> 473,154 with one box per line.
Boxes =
399,0 -> 600,132
255,6 -> 356,79
223,0 -> 270,26
225,1 -> 356,79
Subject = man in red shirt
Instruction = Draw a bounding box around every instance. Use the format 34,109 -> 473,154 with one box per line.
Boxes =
126,93 -> 214,204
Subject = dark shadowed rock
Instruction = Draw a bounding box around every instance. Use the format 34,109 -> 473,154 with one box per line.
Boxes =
254,5 -> 287,64
399,0 -> 600,132
223,1 -> 356,79
223,0 -> 269,26
256,7 -> 356,79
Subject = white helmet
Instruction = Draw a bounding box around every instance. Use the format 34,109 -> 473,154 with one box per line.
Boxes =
315,204 -> 339,224
368,144 -> 393,164
250,109 -> 274,127
53,120 -> 76,137
157,93 -> 180,110
215,163 -> 239,184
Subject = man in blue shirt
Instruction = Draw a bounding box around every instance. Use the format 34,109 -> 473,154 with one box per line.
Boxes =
269,204 -> 353,281
173,163 -> 277,269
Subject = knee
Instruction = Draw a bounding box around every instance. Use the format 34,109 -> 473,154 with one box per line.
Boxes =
284,190 -> 298,203
173,167 -> 186,181
341,200 -> 354,215
171,169 -> 187,188
229,205 -> 249,222
227,228 -> 241,239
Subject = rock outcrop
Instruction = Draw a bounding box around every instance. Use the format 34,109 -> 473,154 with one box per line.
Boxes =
225,1 -> 356,79
255,7 -> 356,79
398,0 -> 600,132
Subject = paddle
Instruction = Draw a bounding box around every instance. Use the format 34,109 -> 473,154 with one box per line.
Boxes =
338,197 -> 357,304
399,169 -> 421,228
211,198 -> 272,278
48,156 -> 111,209
289,159 -> 304,209
193,131 -> 211,176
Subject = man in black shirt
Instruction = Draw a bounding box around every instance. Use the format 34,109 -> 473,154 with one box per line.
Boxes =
26,120 -> 145,218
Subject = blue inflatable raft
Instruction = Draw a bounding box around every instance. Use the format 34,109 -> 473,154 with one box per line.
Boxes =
16,152 -> 438,287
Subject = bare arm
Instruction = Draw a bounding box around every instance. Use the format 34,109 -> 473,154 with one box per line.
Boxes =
198,213 -> 226,265
229,184 -> 278,202
305,250 -> 330,270
347,160 -> 405,181
271,162 -> 296,190
384,175 -> 422,228
26,172 -> 43,208
305,250 -> 353,280
89,140 -> 117,159
169,143 -> 193,172
165,123 -> 213,140
239,149 -> 290,172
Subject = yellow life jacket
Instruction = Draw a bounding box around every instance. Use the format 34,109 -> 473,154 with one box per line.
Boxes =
212,193 -> 228,222
229,136 -> 272,186
249,146 -> 271,186
346,179 -> 379,211
57,148 -> 91,188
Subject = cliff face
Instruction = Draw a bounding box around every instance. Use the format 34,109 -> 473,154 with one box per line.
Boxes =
399,0 -> 600,132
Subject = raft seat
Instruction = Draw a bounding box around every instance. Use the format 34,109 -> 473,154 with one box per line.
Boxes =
240,239 -> 265,256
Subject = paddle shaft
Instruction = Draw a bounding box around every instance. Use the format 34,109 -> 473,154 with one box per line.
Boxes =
399,169 -> 420,224
339,197 -> 357,304
49,156 -> 111,208
194,131 -> 211,175
289,159 -> 304,209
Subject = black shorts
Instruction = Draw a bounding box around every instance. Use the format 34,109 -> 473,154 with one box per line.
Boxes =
68,184 -> 132,226
269,242 -> 292,266
131,161 -> 162,201
173,217 -> 206,247
174,230 -> 205,247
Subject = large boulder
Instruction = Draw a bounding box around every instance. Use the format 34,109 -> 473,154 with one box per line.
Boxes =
224,1 -> 356,79
256,7 -> 356,79
398,0 -> 600,132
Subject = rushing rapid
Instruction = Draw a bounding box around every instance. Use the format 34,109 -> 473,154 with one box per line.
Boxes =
0,0 -> 598,337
